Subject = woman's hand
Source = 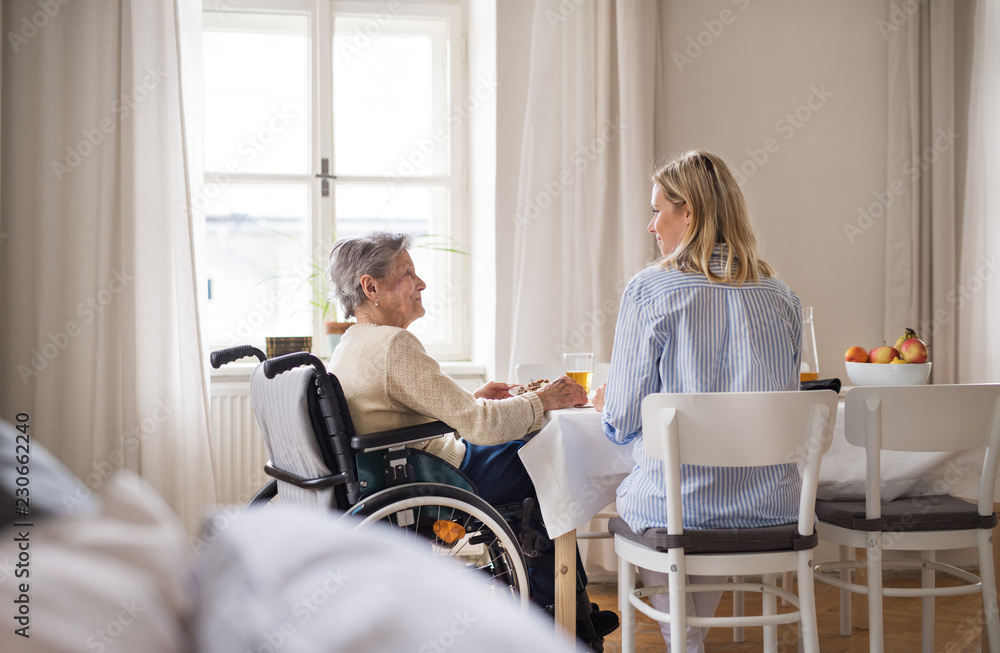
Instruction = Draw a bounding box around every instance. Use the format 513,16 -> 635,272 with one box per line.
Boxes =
474,381 -> 516,400
535,375 -> 588,411
592,383 -> 607,412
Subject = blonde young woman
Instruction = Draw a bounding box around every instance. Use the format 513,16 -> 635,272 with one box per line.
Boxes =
594,151 -> 803,652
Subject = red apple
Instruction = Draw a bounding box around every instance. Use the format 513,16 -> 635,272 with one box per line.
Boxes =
845,346 -> 868,363
869,346 -> 899,364
899,337 -> 928,363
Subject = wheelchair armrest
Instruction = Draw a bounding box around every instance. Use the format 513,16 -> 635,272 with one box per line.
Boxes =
264,461 -> 352,489
350,421 -> 455,452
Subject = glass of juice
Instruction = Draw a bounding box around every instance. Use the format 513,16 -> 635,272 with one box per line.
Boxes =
563,352 -> 594,394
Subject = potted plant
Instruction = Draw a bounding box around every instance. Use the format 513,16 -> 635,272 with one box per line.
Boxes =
316,286 -> 352,353
307,262 -> 354,353
324,318 -> 353,352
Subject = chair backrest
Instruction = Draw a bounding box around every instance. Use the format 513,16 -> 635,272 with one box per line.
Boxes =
515,362 -> 611,387
844,384 -> 1000,452
640,391 -> 839,533
842,384 -> 1000,514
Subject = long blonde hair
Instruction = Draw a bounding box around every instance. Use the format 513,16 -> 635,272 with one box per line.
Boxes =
652,150 -> 773,285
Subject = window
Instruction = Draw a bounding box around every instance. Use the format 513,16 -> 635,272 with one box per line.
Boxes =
200,0 -> 468,359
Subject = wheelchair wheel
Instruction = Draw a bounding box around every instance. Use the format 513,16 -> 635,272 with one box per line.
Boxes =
351,483 -> 530,610
245,479 -> 278,508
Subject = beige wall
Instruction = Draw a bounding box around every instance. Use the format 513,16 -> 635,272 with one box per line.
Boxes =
496,0 -> 897,381
659,0 -> 890,382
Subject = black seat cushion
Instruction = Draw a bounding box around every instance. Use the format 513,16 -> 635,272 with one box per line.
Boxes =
816,495 -> 999,532
608,517 -> 818,554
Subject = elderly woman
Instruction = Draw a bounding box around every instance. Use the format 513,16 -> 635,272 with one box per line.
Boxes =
325,231 -> 617,644
594,150 -> 802,652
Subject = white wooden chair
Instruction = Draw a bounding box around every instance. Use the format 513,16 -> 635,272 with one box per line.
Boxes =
611,390 -> 838,653
812,384 -> 1000,653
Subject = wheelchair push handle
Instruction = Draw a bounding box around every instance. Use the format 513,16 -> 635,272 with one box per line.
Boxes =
211,345 -> 267,368
263,351 -> 327,379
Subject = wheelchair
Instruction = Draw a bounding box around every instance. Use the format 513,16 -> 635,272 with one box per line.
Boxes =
210,345 -> 534,610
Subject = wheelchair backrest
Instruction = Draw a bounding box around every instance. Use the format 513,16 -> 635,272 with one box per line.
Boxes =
250,357 -> 361,511
251,364 -> 339,510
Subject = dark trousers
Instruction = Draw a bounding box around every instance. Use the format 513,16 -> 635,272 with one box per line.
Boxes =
460,439 -> 587,607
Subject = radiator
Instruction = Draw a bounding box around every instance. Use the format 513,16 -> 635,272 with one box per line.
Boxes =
209,383 -> 271,507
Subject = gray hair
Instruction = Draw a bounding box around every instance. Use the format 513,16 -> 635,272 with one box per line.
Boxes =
326,231 -> 413,318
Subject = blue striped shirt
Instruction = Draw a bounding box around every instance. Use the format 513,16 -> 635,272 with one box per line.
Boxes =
602,247 -> 803,532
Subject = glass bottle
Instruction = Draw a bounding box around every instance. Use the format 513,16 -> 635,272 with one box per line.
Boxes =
800,306 -> 820,382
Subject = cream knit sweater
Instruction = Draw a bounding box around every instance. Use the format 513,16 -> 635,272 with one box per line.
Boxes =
328,323 -> 544,468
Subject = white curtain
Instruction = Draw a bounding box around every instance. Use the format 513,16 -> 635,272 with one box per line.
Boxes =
883,0 -> 961,383
508,0 -> 661,376
0,0 -> 216,533
958,0 -> 1000,383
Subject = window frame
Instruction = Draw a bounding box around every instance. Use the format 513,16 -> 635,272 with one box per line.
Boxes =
201,0 -> 470,361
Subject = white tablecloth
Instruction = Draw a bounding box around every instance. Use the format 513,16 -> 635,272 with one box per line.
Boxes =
519,407 -> 635,540
519,402 -> 990,542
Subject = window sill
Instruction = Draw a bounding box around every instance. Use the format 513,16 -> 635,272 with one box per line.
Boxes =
439,361 -> 486,378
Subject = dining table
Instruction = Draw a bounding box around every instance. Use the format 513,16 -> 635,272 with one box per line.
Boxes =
518,395 -> 993,639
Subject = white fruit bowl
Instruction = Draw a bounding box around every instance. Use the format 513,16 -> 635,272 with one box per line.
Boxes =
845,361 -> 932,386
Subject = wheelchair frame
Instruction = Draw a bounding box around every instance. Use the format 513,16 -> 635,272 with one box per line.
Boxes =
211,345 -> 532,608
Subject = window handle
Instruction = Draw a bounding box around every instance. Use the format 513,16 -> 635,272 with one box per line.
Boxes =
314,158 -> 337,196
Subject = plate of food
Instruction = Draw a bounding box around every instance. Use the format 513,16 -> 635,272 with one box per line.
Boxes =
510,379 -> 550,396
510,379 -> 594,407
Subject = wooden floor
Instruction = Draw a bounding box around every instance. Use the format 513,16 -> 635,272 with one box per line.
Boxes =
587,571 -> 988,652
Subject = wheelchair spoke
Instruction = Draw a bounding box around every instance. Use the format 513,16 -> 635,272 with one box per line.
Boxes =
352,483 -> 530,610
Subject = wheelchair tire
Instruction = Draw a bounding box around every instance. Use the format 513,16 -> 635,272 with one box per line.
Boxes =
245,479 -> 278,508
351,483 -> 530,611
